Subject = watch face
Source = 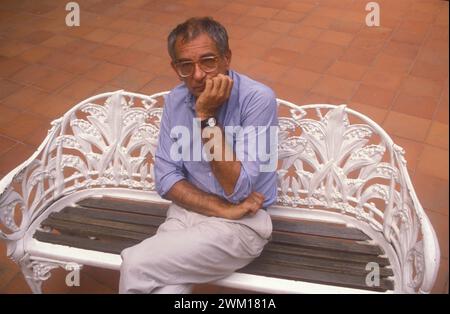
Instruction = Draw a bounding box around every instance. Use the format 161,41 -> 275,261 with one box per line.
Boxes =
207,117 -> 216,127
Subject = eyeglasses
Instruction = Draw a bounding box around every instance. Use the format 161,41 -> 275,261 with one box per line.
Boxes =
173,55 -> 219,78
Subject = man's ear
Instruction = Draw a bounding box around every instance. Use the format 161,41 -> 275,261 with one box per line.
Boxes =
224,50 -> 232,69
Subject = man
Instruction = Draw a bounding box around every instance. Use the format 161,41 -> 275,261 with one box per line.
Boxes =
119,17 -> 278,294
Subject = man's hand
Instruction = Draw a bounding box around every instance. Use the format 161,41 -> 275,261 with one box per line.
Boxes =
221,192 -> 265,220
196,74 -> 233,120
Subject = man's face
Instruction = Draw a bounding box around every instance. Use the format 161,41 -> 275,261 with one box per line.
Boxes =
171,33 -> 231,97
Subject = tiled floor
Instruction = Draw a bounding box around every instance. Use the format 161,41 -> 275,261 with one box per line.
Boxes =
0,0 -> 448,293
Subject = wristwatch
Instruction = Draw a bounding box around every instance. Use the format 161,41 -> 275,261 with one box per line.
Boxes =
201,117 -> 217,128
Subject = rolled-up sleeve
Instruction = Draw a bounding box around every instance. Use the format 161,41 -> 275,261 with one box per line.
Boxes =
154,94 -> 186,198
222,88 -> 278,204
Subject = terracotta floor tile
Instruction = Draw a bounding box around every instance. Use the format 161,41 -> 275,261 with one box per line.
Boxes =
103,49 -> 149,67
1,85 -> 48,110
289,24 -> 323,40
392,92 -> 438,120
317,30 -> 354,47
400,75 -> 444,99
326,60 -> 368,81
0,39 -> 33,57
105,32 -> 145,49
278,67 -> 322,90
83,28 -> 117,43
32,69 -> 75,93
110,68 -> 156,92
0,57 -> 28,78
410,60 -> 449,82
26,93 -> 80,119
220,2 -> 252,15
83,62 -> 127,83
262,48 -> 300,67
392,135 -> 425,174
346,102 -> 388,126
302,92 -> 345,106
417,145 -> 449,181
87,44 -> 123,61
67,272 -> 115,294
271,10 -> 306,23
372,53 -> 414,74
83,266 -> 120,291
132,55 -> 172,76
425,210 -> 449,259
234,15 -> 266,28
17,45 -> 52,63
10,63 -> 53,85
391,30 -> 427,46
270,82 -> 308,105
40,34 -> 75,48
245,60 -> 289,83
55,77 -> 103,101
246,6 -> 279,19
413,172 -> 449,216
351,84 -> 396,109
21,30 -> 54,45
383,41 -> 420,60
0,104 -> 21,126
0,113 -> 50,145
139,75 -> 179,95
435,96 -> 449,125
0,143 -> 36,174
272,35 -> 312,54
59,38 -> 100,56
260,20 -> 295,34
306,41 -> 345,60
339,46 -> 379,66
328,19 -> 363,34
310,75 -> 358,100
1,272 -> 32,293
383,111 -> 431,142
245,30 -> 281,47
284,2 -> 315,14
301,13 -> 335,29
226,25 -> 252,41
0,135 -> 17,155
0,79 -> 23,100
129,37 -> 166,55
362,69 -> 405,91
295,53 -> 334,73
42,53 -> 99,75
426,122 -> 449,150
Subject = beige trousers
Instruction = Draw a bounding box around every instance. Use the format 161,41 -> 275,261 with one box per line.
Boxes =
119,203 -> 272,294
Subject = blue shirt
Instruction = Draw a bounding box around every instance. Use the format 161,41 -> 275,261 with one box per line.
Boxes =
154,70 -> 278,208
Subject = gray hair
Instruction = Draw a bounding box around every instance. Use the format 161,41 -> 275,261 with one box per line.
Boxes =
167,17 -> 230,61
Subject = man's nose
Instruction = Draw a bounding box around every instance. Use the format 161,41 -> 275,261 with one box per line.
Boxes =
192,62 -> 206,81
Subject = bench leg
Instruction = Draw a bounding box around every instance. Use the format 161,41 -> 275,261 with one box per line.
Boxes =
19,255 -> 59,294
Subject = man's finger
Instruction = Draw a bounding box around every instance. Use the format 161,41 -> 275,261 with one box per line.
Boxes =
212,76 -> 222,95
204,78 -> 213,94
225,77 -> 233,98
218,75 -> 229,98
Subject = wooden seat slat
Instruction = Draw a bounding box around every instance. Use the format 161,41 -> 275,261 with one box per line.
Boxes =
241,261 -> 394,291
271,231 -> 383,256
77,198 -> 169,217
62,206 -> 165,228
41,217 -> 155,242
265,243 -> 390,266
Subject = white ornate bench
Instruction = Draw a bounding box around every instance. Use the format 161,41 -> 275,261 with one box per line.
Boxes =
0,90 -> 440,294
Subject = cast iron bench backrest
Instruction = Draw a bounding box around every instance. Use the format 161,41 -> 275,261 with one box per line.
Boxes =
0,90 -> 440,293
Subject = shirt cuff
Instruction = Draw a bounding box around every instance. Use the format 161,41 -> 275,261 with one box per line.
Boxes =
222,165 -> 252,204
156,173 -> 185,199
